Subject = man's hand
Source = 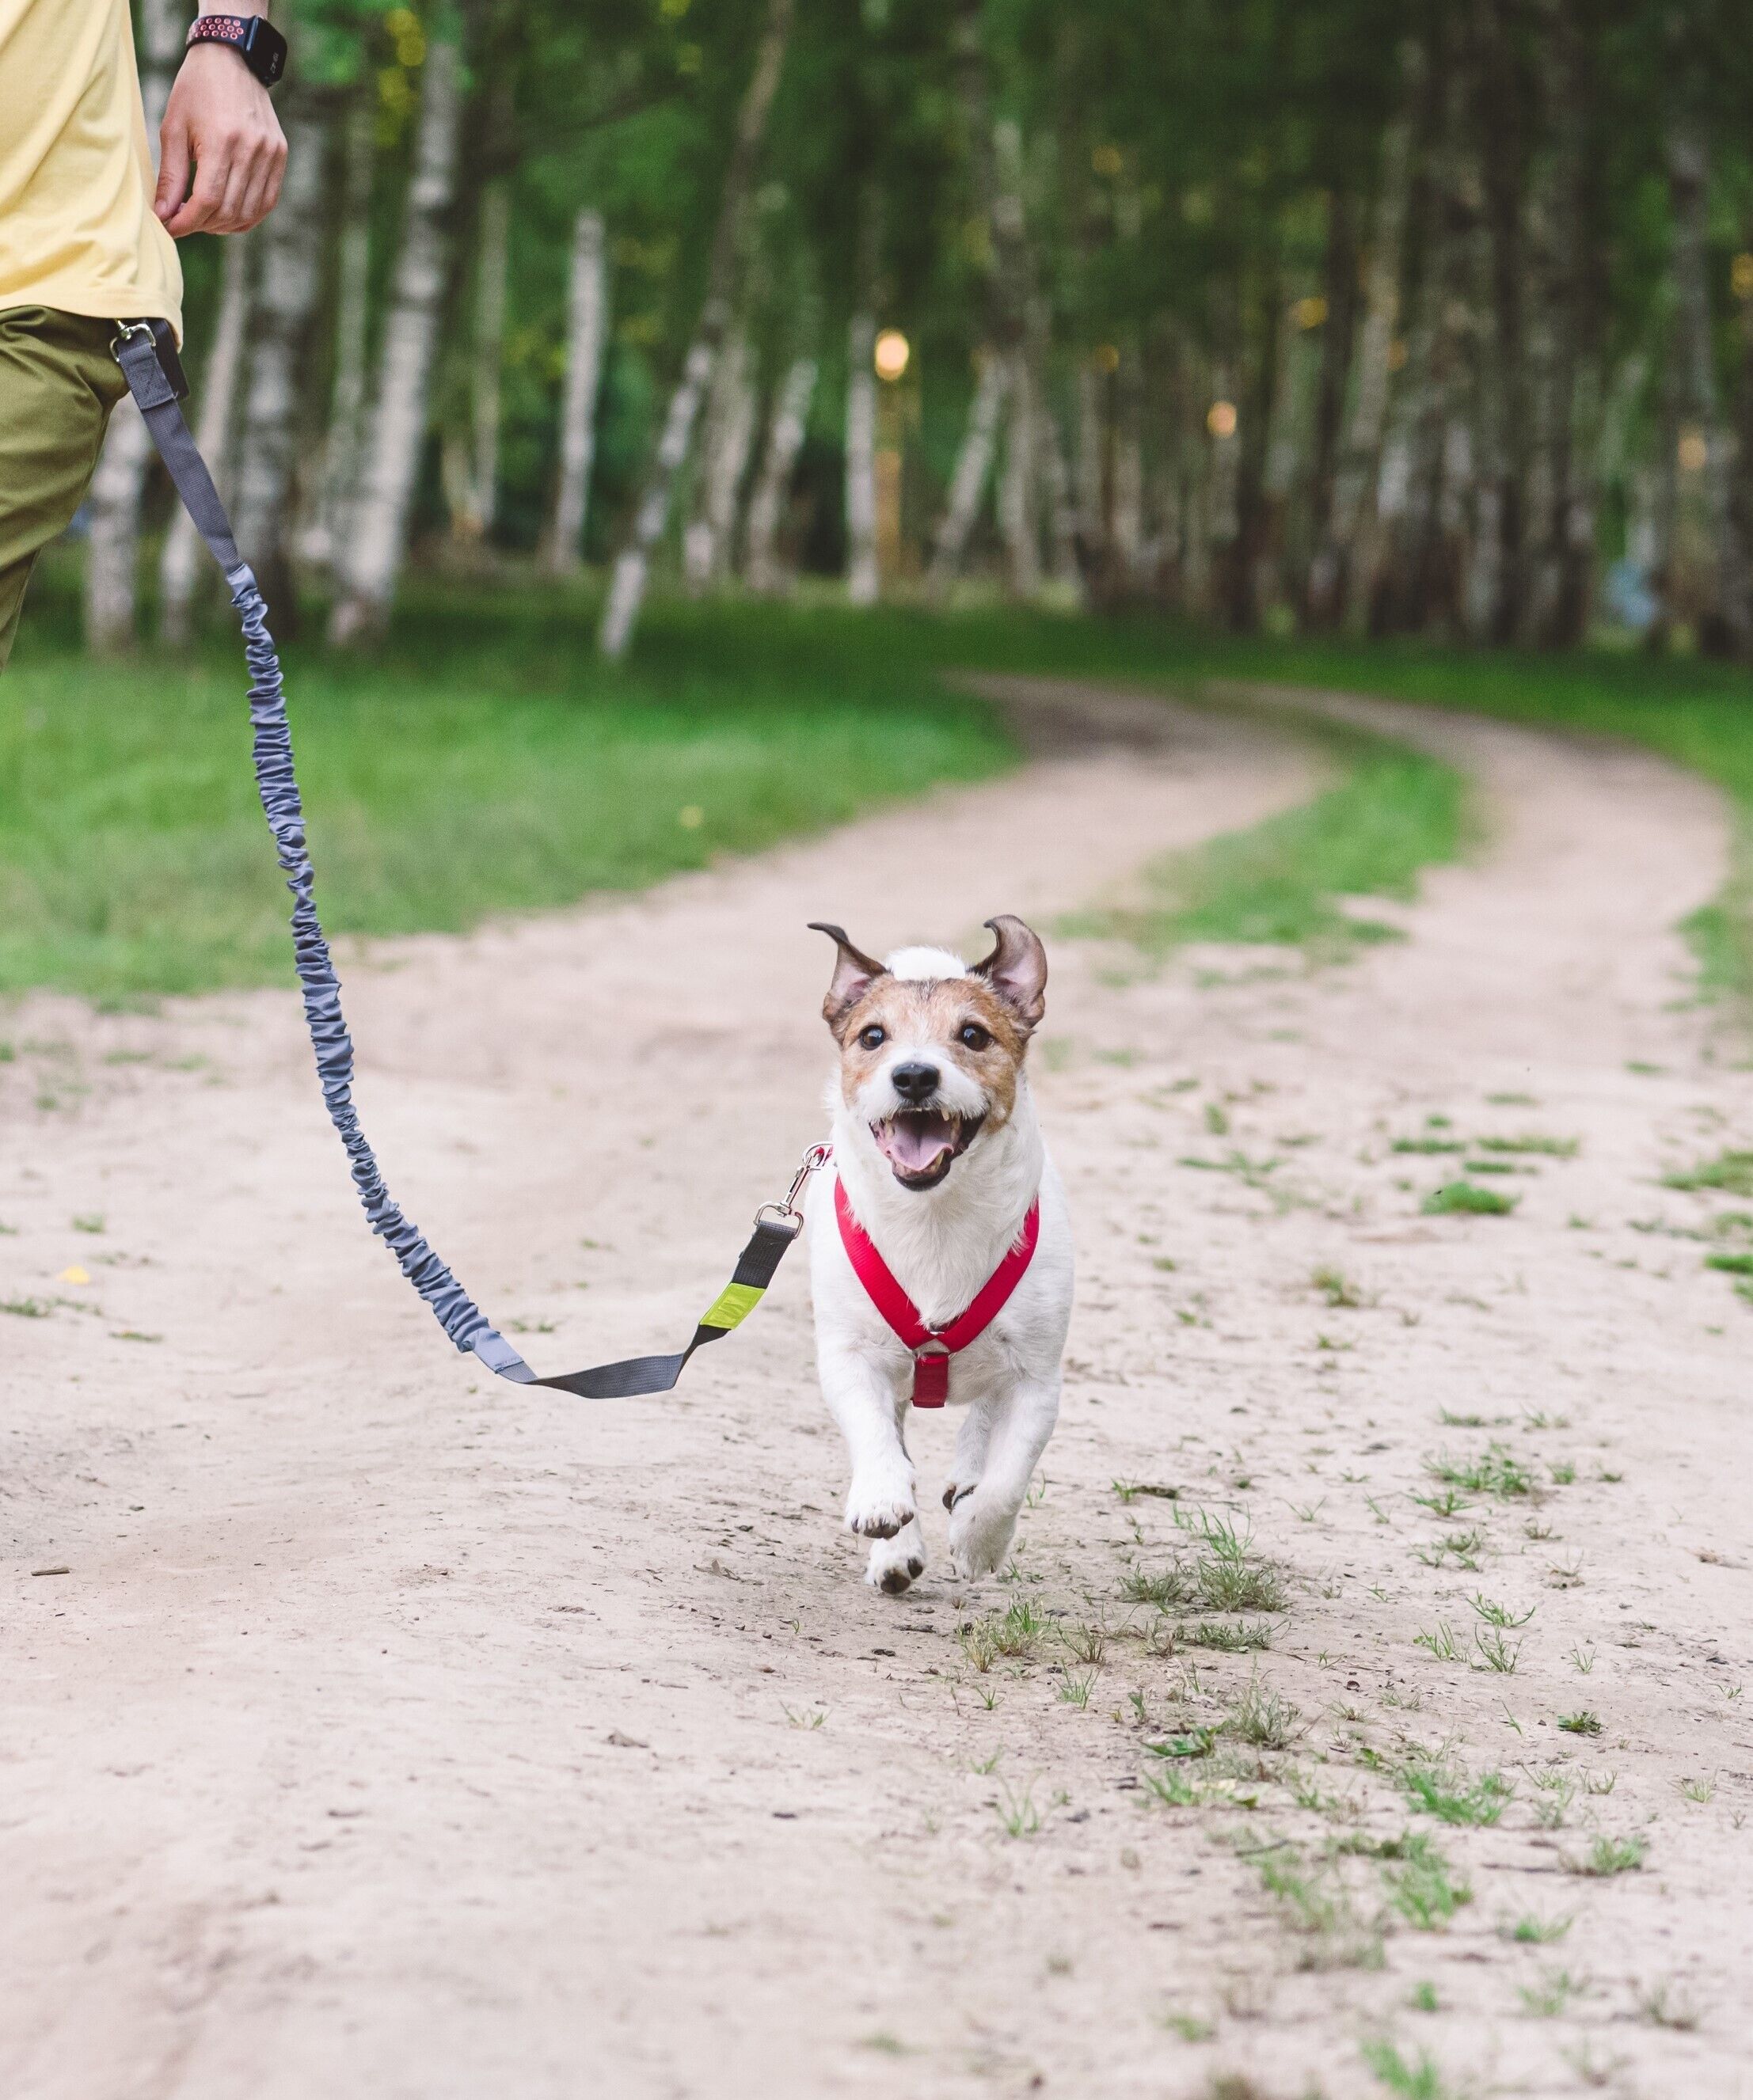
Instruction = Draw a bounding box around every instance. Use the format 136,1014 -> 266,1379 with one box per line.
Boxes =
154,43 -> 287,237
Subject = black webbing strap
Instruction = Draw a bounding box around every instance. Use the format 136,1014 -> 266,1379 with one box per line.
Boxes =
112,325 -> 810,1399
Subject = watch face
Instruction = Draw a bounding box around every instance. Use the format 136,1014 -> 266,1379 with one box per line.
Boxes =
241,17 -> 288,84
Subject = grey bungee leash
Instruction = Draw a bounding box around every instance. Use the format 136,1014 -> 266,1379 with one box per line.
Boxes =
112,322 -> 819,1397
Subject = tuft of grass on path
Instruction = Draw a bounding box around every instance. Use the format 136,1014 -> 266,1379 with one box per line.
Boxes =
1060,716 -> 1467,964
1423,1180 -> 1519,1217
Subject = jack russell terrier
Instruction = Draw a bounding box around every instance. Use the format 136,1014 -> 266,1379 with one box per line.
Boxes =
804,917 -> 1073,1592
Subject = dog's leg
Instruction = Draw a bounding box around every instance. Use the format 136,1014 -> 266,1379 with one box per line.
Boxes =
949,1375 -> 1059,1580
941,1396 -> 997,1513
865,1518 -> 926,1593
819,1344 -> 917,1540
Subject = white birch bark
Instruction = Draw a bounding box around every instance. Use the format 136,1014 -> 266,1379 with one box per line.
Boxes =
743,352 -> 816,593
1042,404 -> 1081,594
685,334 -> 757,588
599,0 -> 794,659
599,343 -> 713,655
328,33 -> 465,646
308,91 -> 375,568
844,313 -> 879,604
1312,52 -> 1417,627
468,179 -> 509,537
928,355 -> 1008,594
997,351 -> 1040,596
84,0 -> 181,652
158,233 -> 253,644
230,98 -> 329,619
543,207 -> 608,577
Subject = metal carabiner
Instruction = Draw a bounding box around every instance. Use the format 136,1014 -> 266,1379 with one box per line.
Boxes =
755,1141 -> 833,1236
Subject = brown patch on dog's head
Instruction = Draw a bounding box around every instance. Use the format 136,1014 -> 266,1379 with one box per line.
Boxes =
808,917 -> 1049,1188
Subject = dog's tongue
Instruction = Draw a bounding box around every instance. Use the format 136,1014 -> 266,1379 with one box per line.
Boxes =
878,1111 -> 956,1172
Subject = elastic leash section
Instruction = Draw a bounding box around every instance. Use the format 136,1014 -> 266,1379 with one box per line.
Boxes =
112,323 -> 823,1399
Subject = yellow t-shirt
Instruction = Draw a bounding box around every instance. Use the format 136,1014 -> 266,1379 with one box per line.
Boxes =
0,0 -> 183,337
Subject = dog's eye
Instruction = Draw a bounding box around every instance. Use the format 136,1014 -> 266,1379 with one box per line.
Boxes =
959,1022 -> 992,1050
857,1024 -> 886,1050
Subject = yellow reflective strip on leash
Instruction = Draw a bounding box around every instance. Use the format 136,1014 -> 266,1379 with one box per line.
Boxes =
699,1281 -> 766,1331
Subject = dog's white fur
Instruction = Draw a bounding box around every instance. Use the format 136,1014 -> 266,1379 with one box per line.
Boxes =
806,940 -> 1073,1589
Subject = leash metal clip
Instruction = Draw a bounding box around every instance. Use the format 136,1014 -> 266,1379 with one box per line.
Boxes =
755,1141 -> 832,1239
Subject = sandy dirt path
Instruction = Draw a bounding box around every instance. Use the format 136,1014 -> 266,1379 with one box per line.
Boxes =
3,677 -> 1750,2100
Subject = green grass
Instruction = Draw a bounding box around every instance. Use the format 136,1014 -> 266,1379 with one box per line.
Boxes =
1396,1760 -> 1514,1828
13,569 -> 1753,1001
924,607 -> 1753,1002
1385,1835 -> 1473,1931
1,585 -> 1015,999
1059,715 -> 1466,962
1423,1180 -> 1519,1217
1665,1151 -> 1753,1198
1360,2037 -> 1455,2098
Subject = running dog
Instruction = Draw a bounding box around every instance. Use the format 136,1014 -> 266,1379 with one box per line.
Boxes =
804,916 -> 1073,1592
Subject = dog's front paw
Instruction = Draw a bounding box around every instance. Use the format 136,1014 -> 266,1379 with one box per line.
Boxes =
865,1521 -> 926,1594
844,1464 -> 917,1540
949,1491 -> 1018,1580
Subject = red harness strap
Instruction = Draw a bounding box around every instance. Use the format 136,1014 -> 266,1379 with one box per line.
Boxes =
834,1175 -> 1040,1407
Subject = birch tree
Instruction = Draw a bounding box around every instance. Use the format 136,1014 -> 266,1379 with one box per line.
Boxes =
230,95 -> 329,627
843,313 -> 879,603
684,334 -> 759,587
928,356 -> 1008,594
442,179 -> 511,541
309,90 -> 376,571
598,0 -> 796,659
1306,47 -> 1417,630
158,234 -> 254,644
543,208 -> 608,578
328,30 -> 466,646
743,351 -> 817,592
83,0 -> 181,652
1524,0 -> 1602,647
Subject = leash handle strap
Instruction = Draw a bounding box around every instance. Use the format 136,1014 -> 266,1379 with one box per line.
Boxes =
832,1175 -> 1040,1407
113,327 -> 812,1399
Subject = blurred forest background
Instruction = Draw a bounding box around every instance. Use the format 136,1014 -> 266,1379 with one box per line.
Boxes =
11,0 -> 1753,1006
69,0 -> 1753,659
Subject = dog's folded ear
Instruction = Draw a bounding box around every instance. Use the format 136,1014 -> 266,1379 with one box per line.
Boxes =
972,914 -> 1048,1033
808,922 -> 888,1032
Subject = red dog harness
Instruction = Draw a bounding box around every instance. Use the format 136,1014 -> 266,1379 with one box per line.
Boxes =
834,1175 -> 1040,1407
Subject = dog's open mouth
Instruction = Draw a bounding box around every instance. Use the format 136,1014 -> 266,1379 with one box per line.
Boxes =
871,1110 -> 985,1188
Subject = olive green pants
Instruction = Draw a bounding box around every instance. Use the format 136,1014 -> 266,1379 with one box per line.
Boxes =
0,307 -> 129,670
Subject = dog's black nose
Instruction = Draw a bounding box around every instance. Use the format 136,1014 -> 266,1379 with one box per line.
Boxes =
891,1061 -> 940,1103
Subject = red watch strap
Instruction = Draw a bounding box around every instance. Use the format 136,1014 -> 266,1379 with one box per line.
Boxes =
187,13 -> 253,45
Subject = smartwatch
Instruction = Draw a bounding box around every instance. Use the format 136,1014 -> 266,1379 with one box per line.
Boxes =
184,13 -> 288,88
